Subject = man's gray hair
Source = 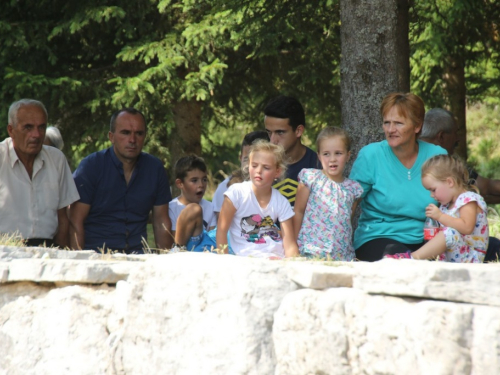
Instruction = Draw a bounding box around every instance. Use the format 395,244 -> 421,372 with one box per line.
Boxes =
45,126 -> 64,150
8,99 -> 48,127
421,108 -> 456,139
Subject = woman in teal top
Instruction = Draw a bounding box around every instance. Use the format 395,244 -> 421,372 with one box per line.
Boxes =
349,93 -> 447,261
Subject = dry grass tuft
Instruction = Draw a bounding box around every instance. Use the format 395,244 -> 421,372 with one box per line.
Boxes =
0,232 -> 26,247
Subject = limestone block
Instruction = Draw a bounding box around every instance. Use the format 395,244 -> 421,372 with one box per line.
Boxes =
106,280 -> 133,375
114,253 -> 298,375
346,294 -> 476,375
0,284 -> 114,375
0,250 -> 33,261
0,247 -> 101,261
8,259 -> 137,284
0,245 -> 26,253
285,261 -> 354,289
0,263 -> 8,283
354,260 -> 500,307
471,305 -> 500,374
108,253 -> 153,262
0,282 -> 52,309
52,249 -> 101,260
274,287 -> 500,375
274,288 -> 360,375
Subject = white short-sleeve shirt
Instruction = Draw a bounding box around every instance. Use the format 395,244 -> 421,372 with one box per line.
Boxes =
224,181 -> 294,258
168,197 -> 216,231
0,138 -> 79,239
212,177 -> 230,213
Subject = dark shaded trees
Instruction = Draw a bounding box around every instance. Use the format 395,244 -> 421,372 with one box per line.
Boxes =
1,0 -> 498,174
0,1 -> 229,169
410,0 -> 500,159
0,0 -> 343,175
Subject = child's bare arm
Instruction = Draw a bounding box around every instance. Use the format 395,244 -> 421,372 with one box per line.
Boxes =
216,196 -> 236,254
426,202 -> 478,235
293,183 -> 310,240
281,218 -> 299,258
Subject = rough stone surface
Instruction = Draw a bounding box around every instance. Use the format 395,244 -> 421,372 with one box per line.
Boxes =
285,261 -> 354,289
273,288 -> 357,375
0,283 -> 114,375
7,259 -> 136,284
274,288 -> 500,375
1,249 -> 500,375
114,253 -> 298,375
0,246 -> 100,261
354,259 -> 500,307
0,264 -> 8,283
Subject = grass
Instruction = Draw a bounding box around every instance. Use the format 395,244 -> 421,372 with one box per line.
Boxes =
146,223 -> 156,249
488,207 -> 500,239
467,103 -> 500,241
0,232 -> 27,247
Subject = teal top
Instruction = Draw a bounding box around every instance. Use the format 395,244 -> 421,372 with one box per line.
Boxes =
349,140 -> 447,249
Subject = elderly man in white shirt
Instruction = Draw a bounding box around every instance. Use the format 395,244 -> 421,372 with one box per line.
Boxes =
0,99 -> 79,247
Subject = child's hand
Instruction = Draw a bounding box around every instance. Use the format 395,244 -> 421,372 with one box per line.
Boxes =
425,204 -> 441,221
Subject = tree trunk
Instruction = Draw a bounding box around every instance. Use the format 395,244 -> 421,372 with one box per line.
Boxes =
340,0 -> 410,170
169,99 -> 203,196
443,57 -> 467,160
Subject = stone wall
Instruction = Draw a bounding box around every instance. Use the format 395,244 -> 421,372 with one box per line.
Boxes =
1,245 -> 499,374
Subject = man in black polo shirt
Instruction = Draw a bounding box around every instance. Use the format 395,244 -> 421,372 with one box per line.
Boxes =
264,96 -> 319,206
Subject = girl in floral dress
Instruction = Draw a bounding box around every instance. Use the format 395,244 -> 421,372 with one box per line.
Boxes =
293,127 -> 363,260
386,155 -> 488,262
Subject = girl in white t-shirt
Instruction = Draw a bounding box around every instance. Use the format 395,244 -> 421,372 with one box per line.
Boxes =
216,141 -> 299,259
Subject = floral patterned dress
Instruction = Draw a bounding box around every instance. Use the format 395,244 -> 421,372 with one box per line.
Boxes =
297,169 -> 363,260
439,191 -> 489,263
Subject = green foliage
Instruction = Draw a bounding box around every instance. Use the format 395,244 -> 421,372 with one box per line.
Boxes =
410,0 -> 500,108
2,0 -> 498,181
488,207 -> 500,239
467,103 -> 500,179
0,0 -> 341,174
200,0 -> 342,174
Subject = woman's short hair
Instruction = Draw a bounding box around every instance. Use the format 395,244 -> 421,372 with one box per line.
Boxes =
45,126 -> 64,150
380,93 -> 425,135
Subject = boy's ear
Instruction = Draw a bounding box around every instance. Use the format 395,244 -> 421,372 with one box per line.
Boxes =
294,124 -> 305,138
175,178 -> 183,189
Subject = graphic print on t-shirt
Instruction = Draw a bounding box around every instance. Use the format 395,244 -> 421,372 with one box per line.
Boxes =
240,214 -> 281,244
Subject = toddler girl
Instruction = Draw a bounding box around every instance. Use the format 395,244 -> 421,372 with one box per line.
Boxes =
386,154 -> 488,262
293,127 -> 363,260
216,140 -> 299,258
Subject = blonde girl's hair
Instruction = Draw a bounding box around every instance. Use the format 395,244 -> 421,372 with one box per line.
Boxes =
421,154 -> 479,194
316,126 -> 352,152
244,140 -> 287,181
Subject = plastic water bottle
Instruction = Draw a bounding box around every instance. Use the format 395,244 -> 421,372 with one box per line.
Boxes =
423,217 -> 440,243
